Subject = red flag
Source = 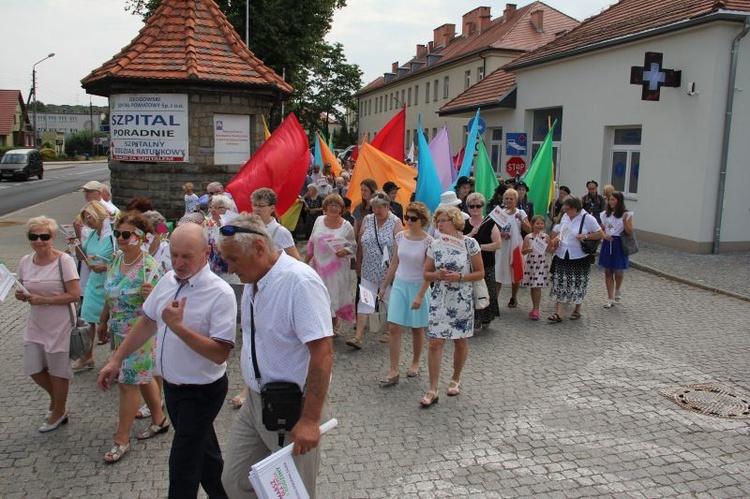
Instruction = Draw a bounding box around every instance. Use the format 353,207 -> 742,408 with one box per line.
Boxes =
370,107 -> 405,161
226,113 -> 309,215
350,143 -> 359,162
453,147 -> 465,170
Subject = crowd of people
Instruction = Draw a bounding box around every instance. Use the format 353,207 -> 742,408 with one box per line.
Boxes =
13,170 -> 635,497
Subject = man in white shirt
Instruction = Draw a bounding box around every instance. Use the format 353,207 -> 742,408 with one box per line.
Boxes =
81,180 -> 119,216
97,223 -> 236,498
218,214 -> 333,499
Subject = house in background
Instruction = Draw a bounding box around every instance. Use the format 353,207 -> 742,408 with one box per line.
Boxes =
0,90 -> 33,148
440,0 -> 750,252
356,2 -> 579,164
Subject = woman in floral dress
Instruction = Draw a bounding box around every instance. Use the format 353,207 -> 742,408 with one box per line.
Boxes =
306,194 -> 357,333
420,206 -> 484,407
99,212 -> 167,463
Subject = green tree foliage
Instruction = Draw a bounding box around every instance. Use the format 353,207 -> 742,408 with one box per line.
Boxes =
124,0 -> 361,133
65,131 -> 106,157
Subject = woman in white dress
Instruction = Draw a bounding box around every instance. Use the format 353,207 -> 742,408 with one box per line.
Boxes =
494,188 -> 531,309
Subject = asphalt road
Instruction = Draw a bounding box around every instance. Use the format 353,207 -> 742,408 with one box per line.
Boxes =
0,161 -> 109,216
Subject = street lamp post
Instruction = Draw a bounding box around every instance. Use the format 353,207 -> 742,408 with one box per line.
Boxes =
32,52 -> 55,148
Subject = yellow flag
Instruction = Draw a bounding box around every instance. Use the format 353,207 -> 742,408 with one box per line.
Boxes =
278,198 -> 303,232
261,115 -> 271,141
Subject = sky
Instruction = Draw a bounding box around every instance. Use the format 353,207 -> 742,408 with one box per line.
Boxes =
1,0 -> 616,107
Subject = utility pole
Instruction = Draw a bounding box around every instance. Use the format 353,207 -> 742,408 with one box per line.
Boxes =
31,53 -> 55,148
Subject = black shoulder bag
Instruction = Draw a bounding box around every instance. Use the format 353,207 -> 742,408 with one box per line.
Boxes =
578,214 -> 600,256
250,302 -> 303,447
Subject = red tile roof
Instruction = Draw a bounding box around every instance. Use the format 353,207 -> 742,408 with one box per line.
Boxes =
0,90 -> 26,136
81,0 -> 292,95
506,0 -> 750,70
439,69 -> 517,115
358,1 -> 579,94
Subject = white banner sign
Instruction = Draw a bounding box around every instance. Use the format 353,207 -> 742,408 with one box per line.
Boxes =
214,114 -> 251,165
110,94 -> 189,162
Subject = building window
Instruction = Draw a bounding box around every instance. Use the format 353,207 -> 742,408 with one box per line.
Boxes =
478,67 -> 484,81
407,88 -> 412,107
433,79 -> 439,101
432,127 -> 437,139
406,129 -> 411,147
531,107 -> 563,180
464,70 -> 471,89
489,127 -> 503,174
425,82 -> 430,103
443,76 -> 450,99
414,85 -> 419,106
610,128 -> 641,195
401,89 -> 406,107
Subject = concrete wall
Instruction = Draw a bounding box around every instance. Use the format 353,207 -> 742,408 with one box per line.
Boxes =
478,21 -> 750,252
110,91 -> 271,221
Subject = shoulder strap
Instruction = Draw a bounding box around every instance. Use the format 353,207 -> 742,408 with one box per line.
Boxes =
372,215 -> 383,254
56,256 -> 76,328
578,213 -> 586,234
250,301 -> 261,382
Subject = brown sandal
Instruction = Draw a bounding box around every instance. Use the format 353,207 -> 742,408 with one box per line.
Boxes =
419,390 -> 439,407
547,313 -> 563,323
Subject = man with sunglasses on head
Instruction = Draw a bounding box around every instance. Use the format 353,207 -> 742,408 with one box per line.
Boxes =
97,223 -> 236,499
218,214 -> 334,499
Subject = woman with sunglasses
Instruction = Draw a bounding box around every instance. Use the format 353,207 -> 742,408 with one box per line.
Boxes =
347,190 -> 404,349
71,201 -> 116,372
98,211 -> 167,463
16,216 -> 80,432
421,207 -> 484,407
377,202 -> 432,385
463,192 -> 502,329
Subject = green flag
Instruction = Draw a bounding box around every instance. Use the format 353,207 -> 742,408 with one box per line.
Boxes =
474,137 -> 499,215
522,120 -> 557,221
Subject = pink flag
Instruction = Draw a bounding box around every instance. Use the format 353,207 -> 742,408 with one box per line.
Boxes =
429,125 -> 454,190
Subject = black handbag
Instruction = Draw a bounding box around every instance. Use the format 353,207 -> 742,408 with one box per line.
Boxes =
578,214 -> 600,255
250,303 -> 303,445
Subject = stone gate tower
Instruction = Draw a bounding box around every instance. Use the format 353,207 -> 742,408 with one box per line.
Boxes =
81,0 -> 292,220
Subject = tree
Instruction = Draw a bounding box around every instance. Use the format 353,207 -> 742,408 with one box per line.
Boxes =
124,0 -> 361,132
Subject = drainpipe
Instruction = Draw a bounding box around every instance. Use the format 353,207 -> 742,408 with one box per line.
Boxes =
713,16 -> 750,254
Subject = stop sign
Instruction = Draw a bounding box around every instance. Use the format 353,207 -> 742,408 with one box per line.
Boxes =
506,157 -> 527,177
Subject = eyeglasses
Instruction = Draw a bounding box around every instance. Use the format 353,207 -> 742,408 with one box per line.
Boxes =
28,233 -> 51,241
219,225 -> 267,237
210,205 -> 227,210
113,229 -> 139,240
467,204 -> 484,209
208,191 -> 221,195
404,215 -> 420,223
435,218 -> 451,224
251,204 -> 270,209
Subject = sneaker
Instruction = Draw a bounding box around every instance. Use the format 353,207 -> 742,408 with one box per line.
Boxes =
614,291 -> 622,302
603,300 -> 615,309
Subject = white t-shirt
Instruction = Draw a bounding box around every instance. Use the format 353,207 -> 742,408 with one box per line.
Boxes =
394,231 -> 433,283
241,252 -> 333,393
184,193 -> 200,215
265,219 -> 295,251
142,263 -> 236,384
601,211 -> 633,237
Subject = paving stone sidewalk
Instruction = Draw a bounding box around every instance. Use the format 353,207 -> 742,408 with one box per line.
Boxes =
1,192 -> 749,497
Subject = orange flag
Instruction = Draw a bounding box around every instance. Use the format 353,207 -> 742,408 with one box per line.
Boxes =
316,133 -> 342,177
346,143 -> 415,209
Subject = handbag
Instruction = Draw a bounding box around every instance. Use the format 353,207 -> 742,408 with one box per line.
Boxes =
621,229 -> 639,256
578,214 -> 600,255
464,238 -> 489,310
250,303 -> 303,446
57,257 -> 90,360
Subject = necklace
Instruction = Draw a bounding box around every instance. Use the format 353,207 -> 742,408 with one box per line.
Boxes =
122,252 -> 143,266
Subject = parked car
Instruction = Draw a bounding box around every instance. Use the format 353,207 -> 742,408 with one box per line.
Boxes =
0,149 -> 44,181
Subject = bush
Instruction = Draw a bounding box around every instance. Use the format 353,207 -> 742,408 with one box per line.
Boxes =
39,148 -> 57,160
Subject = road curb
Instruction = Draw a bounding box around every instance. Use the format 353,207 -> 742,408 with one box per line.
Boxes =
630,260 -> 750,303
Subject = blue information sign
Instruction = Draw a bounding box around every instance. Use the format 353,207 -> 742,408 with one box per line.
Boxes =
506,133 -> 527,156
468,116 -> 487,135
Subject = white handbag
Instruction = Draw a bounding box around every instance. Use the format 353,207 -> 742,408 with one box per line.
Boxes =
465,238 -> 489,309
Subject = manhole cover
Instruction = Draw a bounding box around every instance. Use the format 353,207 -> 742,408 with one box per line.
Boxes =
663,383 -> 750,419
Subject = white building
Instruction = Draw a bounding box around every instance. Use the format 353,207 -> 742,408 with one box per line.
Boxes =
357,2 -> 579,162
440,0 -> 750,253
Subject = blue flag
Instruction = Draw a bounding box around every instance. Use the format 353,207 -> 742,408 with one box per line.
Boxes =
415,115 -> 443,213
451,108 -> 480,189
313,132 -> 323,169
